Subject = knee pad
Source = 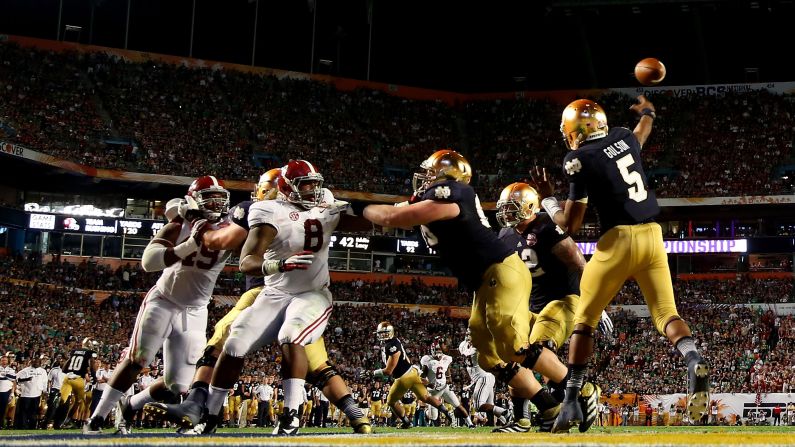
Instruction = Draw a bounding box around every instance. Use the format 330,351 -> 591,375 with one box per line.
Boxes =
518,343 -> 544,370
493,362 -> 521,386
306,362 -> 339,390
197,346 -> 219,369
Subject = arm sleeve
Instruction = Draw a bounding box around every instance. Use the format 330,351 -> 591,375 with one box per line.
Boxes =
141,243 -> 168,272
568,181 -> 588,201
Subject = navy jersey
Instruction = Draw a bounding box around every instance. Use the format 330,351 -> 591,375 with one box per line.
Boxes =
370,388 -> 383,401
232,380 -> 244,396
563,127 -> 659,234
381,337 -> 412,379
497,213 -> 578,312
230,200 -> 264,291
401,390 -> 416,404
64,349 -> 96,377
419,180 -> 514,290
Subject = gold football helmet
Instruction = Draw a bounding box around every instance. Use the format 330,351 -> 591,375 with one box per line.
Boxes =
253,168 -> 282,201
412,149 -> 472,195
375,321 -> 395,342
560,99 -> 608,150
82,337 -> 96,349
496,182 -> 540,228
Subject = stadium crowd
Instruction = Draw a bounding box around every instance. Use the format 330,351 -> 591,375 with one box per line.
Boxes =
2,253 -> 795,428
2,42 -> 793,199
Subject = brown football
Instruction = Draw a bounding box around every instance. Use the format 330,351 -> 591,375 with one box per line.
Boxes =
635,57 -> 666,86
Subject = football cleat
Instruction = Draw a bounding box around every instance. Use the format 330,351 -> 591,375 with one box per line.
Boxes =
273,409 -> 300,435
551,399 -> 581,433
350,416 -> 372,434
82,416 -> 104,435
687,360 -> 711,423
144,400 -> 203,428
538,403 -> 562,432
578,382 -> 601,432
492,417 -> 531,433
177,413 -> 219,436
398,420 -> 413,429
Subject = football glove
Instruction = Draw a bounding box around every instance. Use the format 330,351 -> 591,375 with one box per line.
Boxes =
597,310 -> 615,343
373,369 -> 389,381
261,251 -> 315,275
190,219 -> 209,245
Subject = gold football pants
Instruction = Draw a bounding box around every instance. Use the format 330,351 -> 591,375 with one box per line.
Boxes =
576,223 -> 679,334
528,294 -> 579,350
469,253 -> 532,370
386,368 -> 430,406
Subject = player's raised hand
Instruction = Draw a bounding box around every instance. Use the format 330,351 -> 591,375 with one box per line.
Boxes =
530,165 -> 555,199
190,219 -> 209,245
629,94 -> 655,116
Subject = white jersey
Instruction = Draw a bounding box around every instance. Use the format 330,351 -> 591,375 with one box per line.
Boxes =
421,354 -> 452,391
47,366 -> 65,391
248,189 -> 340,294
459,340 -> 487,382
155,220 -> 231,307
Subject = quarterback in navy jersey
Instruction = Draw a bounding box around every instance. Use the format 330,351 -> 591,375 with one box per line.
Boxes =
364,149 -> 573,433
547,96 -> 710,432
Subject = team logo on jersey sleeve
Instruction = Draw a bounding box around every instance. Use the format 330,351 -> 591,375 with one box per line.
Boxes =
289,211 -> 299,221
434,186 -> 451,199
565,158 -> 582,175
233,206 -> 246,220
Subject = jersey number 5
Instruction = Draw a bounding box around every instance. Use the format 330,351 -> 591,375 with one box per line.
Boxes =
616,154 -> 648,203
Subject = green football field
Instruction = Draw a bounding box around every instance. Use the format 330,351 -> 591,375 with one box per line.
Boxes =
1,425 -> 794,446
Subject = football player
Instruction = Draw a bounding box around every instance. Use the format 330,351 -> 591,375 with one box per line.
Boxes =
420,338 -> 475,428
54,338 -> 98,429
83,175 -> 233,434
548,96 -> 710,432
373,321 -> 451,429
145,168 -> 370,434
198,160 -> 347,436
364,149 -> 563,432
458,329 -> 508,426
496,181 -> 605,431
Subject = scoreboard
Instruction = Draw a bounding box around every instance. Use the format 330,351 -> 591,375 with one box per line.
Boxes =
28,213 -> 165,237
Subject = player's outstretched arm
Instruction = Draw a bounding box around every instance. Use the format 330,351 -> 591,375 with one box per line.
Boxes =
202,223 -> 248,251
630,95 -> 655,148
141,219 -> 202,272
363,200 -> 459,229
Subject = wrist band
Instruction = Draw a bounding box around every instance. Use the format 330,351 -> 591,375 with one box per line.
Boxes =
261,259 -> 282,276
541,197 -> 562,217
640,108 -> 656,119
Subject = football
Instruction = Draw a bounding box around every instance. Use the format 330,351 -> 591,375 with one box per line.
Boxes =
635,57 -> 666,86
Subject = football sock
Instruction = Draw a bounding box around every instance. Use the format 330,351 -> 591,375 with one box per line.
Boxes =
284,378 -> 305,413
465,415 -> 474,427
334,394 -> 364,420
129,388 -> 155,411
564,364 -> 587,402
206,386 -> 230,416
548,374 -> 569,402
530,389 -> 558,412
676,336 -> 699,361
185,381 -> 209,405
511,396 -> 527,421
91,386 -> 124,420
